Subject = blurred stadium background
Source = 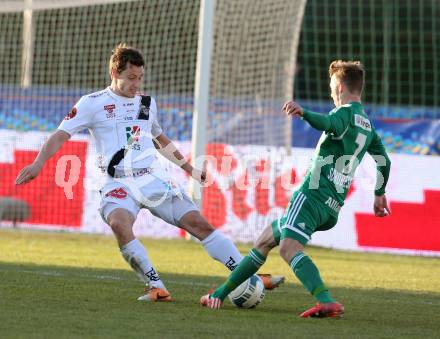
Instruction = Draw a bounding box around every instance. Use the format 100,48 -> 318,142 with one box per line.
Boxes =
0,0 -> 439,255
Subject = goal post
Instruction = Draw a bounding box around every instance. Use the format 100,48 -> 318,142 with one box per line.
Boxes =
189,0 -> 215,207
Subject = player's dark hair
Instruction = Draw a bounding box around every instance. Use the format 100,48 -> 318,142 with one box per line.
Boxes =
109,43 -> 144,77
329,60 -> 365,95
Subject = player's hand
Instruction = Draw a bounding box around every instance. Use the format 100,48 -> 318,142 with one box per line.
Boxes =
191,160 -> 207,184
374,194 -> 391,217
283,100 -> 304,117
15,162 -> 43,185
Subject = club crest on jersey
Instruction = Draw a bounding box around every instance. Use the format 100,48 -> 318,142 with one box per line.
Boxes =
64,107 -> 77,120
104,104 -> 116,118
126,125 -> 141,143
105,188 -> 127,199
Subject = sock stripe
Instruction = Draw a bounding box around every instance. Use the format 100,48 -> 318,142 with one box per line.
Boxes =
290,252 -> 306,271
249,251 -> 265,266
249,249 -> 265,265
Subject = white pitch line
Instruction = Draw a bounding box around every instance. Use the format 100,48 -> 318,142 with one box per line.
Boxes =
0,267 -> 212,287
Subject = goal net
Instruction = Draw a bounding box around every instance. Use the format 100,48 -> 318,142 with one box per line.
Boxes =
0,0 -> 306,242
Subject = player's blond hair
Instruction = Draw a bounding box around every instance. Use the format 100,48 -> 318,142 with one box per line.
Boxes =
329,60 -> 365,95
108,43 -> 144,78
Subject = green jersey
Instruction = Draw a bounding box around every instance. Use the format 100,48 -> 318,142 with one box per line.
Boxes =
299,102 -> 391,217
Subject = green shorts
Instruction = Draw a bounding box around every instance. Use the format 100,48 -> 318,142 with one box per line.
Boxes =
271,190 -> 338,246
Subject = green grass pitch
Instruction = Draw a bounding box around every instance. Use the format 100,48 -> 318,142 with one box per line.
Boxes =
1,228 -> 439,338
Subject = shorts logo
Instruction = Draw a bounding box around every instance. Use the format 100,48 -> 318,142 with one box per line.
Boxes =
105,188 -> 127,199
297,222 -> 306,230
64,107 -> 77,120
104,104 -> 116,119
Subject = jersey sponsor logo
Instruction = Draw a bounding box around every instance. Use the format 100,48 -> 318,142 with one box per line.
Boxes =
126,125 -> 141,142
104,104 -> 116,119
354,114 -> 371,132
325,197 -> 341,213
125,125 -> 142,150
328,167 -> 353,190
64,107 -> 77,120
104,104 -> 116,113
105,187 -> 128,199
97,155 -> 106,172
123,102 -> 134,107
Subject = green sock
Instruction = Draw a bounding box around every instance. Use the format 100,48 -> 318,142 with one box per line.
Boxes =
212,248 -> 266,301
290,251 -> 335,304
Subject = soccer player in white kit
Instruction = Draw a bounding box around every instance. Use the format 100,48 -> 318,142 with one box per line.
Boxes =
15,44 -> 283,301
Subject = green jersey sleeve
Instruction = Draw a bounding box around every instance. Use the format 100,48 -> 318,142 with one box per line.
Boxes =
302,107 -> 351,137
367,129 -> 391,196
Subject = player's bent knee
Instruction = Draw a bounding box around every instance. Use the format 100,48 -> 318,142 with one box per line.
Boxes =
107,216 -> 135,246
107,210 -> 135,236
254,225 -> 277,255
254,235 -> 276,253
278,244 -> 289,261
179,211 -> 214,239
108,218 -> 126,231
279,239 -> 304,263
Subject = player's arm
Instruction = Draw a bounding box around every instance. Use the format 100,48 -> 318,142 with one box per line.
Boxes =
283,100 -> 350,136
153,133 -> 206,184
15,130 -> 70,185
15,96 -> 92,185
367,130 -> 392,217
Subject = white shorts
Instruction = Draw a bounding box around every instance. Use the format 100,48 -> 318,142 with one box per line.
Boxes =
99,174 -> 198,226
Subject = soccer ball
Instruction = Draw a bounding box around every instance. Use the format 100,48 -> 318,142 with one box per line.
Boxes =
228,275 -> 265,308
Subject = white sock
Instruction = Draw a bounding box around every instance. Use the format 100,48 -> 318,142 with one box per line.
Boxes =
201,230 -> 243,271
120,239 -> 166,290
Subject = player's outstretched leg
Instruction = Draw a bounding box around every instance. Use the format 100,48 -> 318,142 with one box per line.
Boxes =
200,223 -> 282,309
280,238 -> 343,318
179,211 -> 243,271
120,239 -> 173,302
257,219 -> 285,290
107,209 -> 172,301
200,248 -> 266,309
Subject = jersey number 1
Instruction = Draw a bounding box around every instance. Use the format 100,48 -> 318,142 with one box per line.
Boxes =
343,132 -> 367,174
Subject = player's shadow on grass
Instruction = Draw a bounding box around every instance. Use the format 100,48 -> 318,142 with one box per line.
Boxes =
1,261 -> 440,338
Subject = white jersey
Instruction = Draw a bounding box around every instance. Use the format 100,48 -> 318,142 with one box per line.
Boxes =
58,87 -> 163,173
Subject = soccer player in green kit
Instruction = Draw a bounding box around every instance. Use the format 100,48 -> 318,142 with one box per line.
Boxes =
200,60 -> 392,318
